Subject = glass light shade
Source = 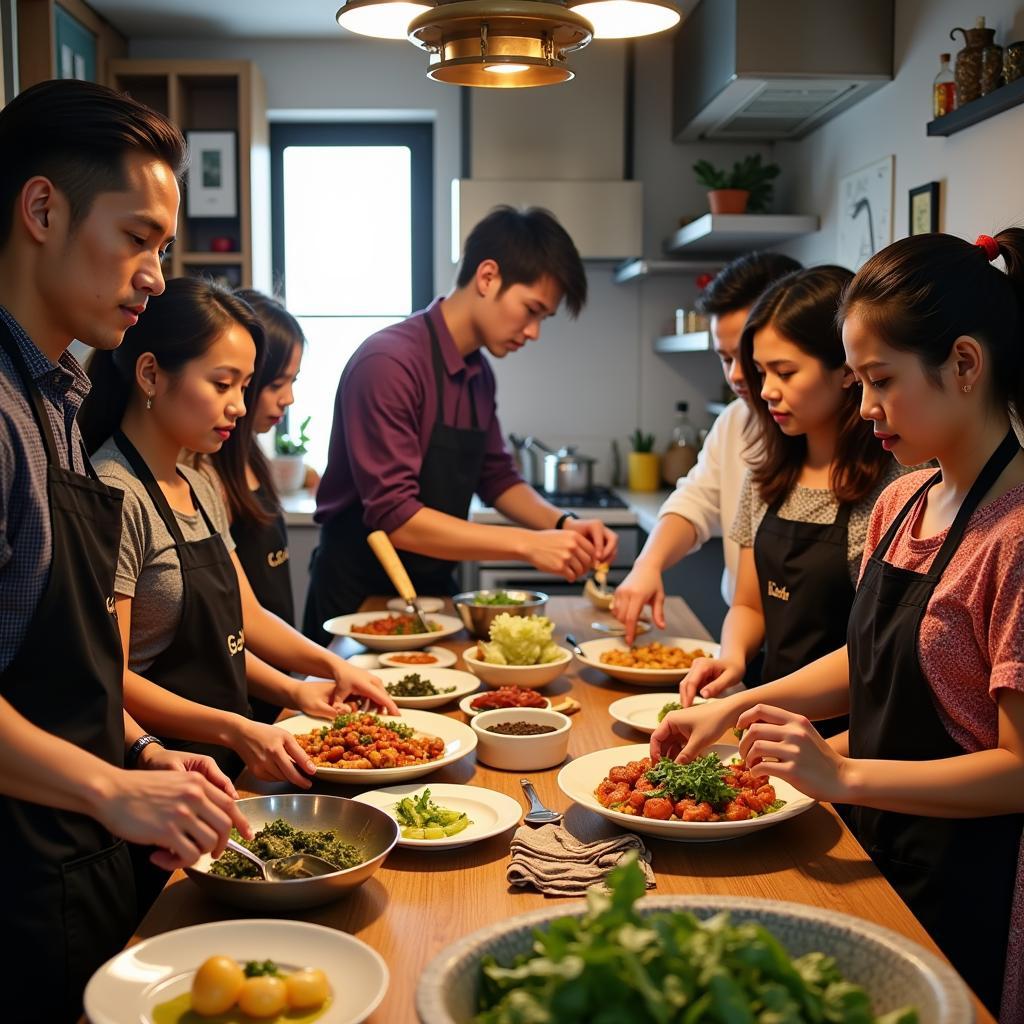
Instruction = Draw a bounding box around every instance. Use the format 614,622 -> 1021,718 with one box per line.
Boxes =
336,0 -> 433,40
568,0 -> 679,39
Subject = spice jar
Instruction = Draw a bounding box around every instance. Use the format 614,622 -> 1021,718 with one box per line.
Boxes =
1005,41 -> 1024,83
951,17 -> 1003,102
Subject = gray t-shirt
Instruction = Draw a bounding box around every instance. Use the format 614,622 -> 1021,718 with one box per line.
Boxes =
730,463 -> 908,586
93,438 -> 235,673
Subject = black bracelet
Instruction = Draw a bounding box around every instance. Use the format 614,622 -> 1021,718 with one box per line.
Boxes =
126,734 -> 164,768
555,511 -> 579,530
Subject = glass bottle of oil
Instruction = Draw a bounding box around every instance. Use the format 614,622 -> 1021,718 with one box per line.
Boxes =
933,52 -> 957,117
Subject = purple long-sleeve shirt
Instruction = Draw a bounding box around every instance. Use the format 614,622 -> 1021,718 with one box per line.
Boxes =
314,299 -> 523,531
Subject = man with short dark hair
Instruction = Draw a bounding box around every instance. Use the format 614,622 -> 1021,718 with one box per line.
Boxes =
614,251 -> 801,643
0,79 -> 248,1022
304,205 -> 615,636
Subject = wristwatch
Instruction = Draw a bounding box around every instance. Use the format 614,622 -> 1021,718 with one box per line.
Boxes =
555,511 -> 579,530
126,734 -> 164,768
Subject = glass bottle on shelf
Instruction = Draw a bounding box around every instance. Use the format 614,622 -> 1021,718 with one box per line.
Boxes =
662,401 -> 700,485
933,52 -> 957,117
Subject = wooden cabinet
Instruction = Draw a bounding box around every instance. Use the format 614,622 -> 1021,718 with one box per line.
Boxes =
108,59 -> 271,292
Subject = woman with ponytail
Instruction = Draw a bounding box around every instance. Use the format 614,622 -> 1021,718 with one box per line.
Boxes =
653,229 -> 1024,1021
80,278 -> 395,789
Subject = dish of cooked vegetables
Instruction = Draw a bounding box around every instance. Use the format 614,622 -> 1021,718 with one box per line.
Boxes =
323,613 -> 464,652
394,787 -> 472,839
151,955 -> 331,1022
470,686 -> 549,710
385,652 -> 438,665
477,613 -> 563,665
276,709 -> 477,783
558,743 -> 815,841
471,590 -> 527,606
385,671 -> 455,697
469,859 -> 919,1024
209,819 -> 363,881
369,666 -> 480,709
353,782 -> 522,850
599,641 -> 709,669
350,613 -> 441,636
595,753 -> 783,822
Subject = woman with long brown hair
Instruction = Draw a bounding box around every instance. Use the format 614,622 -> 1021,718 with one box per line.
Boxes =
681,265 -> 901,711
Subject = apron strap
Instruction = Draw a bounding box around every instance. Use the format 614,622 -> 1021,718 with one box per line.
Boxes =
424,310 -> 479,431
113,431 -> 220,545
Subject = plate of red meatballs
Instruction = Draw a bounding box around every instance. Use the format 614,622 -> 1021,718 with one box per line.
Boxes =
557,743 -> 816,841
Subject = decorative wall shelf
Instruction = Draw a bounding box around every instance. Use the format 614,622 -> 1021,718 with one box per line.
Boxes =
613,257 -> 725,284
663,214 -> 819,257
926,77 -> 1024,137
654,332 -> 711,354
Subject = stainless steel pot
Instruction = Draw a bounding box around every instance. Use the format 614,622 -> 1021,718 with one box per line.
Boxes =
522,437 -> 596,494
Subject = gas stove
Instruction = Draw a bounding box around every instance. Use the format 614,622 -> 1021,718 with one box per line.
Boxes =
532,485 -> 629,510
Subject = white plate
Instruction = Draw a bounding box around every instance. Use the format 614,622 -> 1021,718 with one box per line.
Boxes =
378,645 -> 457,669
373,667 -> 480,709
278,709 -> 477,783
607,692 -> 708,735
346,652 -> 381,669
323,612 -> 464,651
387,596 -> 446,614
84,918 -> 388,1024
575,635 -> 720,685
352,783 -> 522,850
557,743 -> 815,842
458,692 -> 550,717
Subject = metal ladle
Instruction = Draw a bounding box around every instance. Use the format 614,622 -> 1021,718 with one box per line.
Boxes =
224,838 -> 338,881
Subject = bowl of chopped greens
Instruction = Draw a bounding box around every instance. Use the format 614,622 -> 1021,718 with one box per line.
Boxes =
453,590 -> 548,639
184,794 -> 399,911
373,667 -> 481,709
416,858 -> 968,1024
462,614 -> 572,689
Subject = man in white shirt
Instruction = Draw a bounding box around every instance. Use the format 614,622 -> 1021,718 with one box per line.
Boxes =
614,252 -> 801,642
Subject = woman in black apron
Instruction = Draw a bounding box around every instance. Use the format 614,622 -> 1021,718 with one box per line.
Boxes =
303,309 -> 489,638
654,229 -> 1024,1021
681,267 -> 896,735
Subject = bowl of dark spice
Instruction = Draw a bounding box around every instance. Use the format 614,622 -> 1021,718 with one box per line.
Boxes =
471,708 -> 571,771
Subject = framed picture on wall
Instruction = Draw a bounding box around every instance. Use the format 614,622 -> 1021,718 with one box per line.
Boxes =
908,182 -> 940,235
837,155 -> 894,271
186,132 -> 237,218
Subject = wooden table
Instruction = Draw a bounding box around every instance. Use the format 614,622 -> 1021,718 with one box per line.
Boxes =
131,597 -> 993,1023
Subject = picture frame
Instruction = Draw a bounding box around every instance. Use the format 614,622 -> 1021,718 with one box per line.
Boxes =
837,155 -> 894,271
908,182 -> 940,236
186,131 -> 237,218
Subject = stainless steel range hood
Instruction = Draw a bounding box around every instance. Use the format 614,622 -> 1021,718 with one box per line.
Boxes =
673,0 -> 894,142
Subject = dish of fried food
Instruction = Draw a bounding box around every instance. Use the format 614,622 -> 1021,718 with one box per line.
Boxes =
293,712 -> 445,770
350,614 -> 441,636
599,641 -> 708,670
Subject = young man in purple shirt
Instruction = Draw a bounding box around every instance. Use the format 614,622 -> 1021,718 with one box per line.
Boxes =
304,206 -> 617,638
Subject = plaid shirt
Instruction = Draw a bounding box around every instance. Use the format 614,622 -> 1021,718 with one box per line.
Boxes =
0,305 -> 92,673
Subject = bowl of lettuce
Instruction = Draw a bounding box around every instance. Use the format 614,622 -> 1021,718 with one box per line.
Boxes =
462,614 -> 573,689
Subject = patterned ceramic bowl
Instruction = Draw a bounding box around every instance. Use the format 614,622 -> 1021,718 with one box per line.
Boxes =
415,895 -> 972,1024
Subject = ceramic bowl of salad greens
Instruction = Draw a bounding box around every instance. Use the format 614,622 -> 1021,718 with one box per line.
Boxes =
453,589 -> 548,638
415,860 -> 970,1024
184,794 -> 399,911
461,612 -> 572,689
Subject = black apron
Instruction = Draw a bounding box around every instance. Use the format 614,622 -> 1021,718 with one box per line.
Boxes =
114,431 -> 250,775
0,326 -> 136,1024
848,429 -> 1024,1017
232,486 -> 294,724
303,311 -> 488,643
753,496 -> 853,735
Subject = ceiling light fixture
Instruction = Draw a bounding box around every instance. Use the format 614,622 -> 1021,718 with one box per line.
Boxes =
336,0 -> 681,87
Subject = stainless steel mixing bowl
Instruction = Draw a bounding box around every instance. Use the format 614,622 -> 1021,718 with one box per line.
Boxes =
184,793 -> 399,911
452,590 -> 548,639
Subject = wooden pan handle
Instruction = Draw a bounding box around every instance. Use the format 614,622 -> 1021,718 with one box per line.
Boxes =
366,530 -> 417,604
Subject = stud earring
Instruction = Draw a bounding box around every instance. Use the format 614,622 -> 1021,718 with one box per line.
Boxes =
146,392 -> 153,410
962,384 -> 972,394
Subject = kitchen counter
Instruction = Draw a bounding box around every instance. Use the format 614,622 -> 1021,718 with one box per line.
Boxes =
119,596 -> 993,1024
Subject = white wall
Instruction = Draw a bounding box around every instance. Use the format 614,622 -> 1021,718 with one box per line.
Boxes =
130,31 -> 774,484
774,0 -> 1024,267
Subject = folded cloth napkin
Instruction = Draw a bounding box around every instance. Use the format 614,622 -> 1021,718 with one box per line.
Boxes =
507,824 -> 655,896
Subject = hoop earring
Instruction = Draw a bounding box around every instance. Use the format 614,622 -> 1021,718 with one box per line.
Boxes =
146,392 -> 154,410
962,384 -> 972,394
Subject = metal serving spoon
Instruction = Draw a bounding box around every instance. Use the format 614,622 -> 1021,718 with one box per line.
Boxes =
590,619 -> 651,636
224,838 -> 338,881
519,779 -> 563,826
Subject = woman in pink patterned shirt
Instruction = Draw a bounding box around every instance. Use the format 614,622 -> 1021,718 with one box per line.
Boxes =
652,227 -> 1024,1021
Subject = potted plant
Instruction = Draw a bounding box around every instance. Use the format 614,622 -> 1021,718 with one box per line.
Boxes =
627,430 -> 660,492
693,154 -> 780,215
271,415 -> 312,495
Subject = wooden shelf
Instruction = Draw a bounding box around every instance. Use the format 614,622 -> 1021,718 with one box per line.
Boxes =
654,331 -> 712,354
663,214 -> 819,257
180,251 -> 244,264
926,77 -> 1024,136
613,257 -> 726,284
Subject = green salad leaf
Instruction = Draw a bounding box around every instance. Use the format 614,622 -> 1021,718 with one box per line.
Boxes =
478,613 -> 562,666
657,701 -> 683,722
475,858 -> 918,1024
644,754 -> 736,806
394,787 -> 471,840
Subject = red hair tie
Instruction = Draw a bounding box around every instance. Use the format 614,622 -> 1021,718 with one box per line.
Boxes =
976,234 -> 1000,261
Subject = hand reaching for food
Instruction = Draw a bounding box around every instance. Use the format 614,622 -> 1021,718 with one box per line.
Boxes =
612,561 -> 666,644
680,656 -> 744,705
